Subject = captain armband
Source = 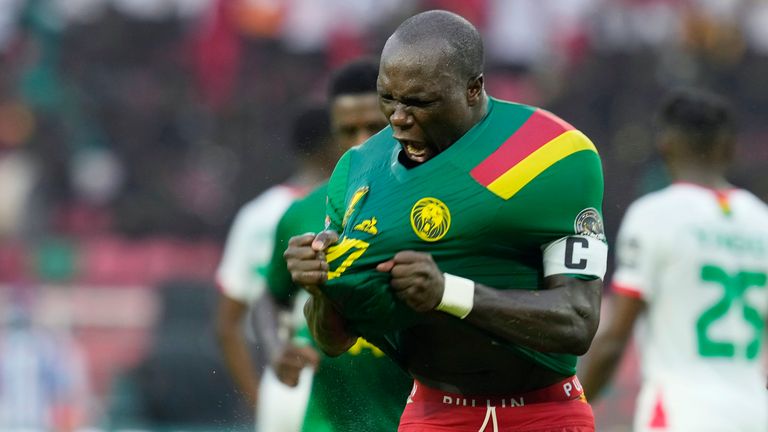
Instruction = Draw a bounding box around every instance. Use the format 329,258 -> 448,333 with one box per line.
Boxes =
436,273 -> 475,319
542,235 -> 608,280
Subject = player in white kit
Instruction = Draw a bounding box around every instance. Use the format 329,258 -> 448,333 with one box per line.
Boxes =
581,88 -> 768,432
215,106 -> 331,431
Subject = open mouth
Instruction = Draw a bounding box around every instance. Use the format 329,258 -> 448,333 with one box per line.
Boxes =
399,140 -> 431,163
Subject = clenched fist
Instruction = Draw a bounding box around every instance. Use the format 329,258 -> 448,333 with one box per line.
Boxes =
377,251 -> 445,312
284,230 -> 339,294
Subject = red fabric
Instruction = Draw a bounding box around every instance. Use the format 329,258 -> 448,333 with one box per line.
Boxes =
612,282 -> 644,300
399,378 -> 595,431
649,391 -> 668,429
470,109 -> 574,186
190,0 -> 242,110
408,376 -> 586,406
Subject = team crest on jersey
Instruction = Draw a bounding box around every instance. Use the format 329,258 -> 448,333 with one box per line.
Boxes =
574,207 -> 605,241
342,186 -> 369,228
410,197 -> 451,242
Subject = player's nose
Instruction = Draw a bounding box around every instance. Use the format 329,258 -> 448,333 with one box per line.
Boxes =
389,104 -> 413,129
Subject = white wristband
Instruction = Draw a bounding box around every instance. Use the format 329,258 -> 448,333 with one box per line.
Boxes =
436,273 -> 475,319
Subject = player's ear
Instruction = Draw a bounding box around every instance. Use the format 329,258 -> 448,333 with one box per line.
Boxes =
467,74 -> 483,106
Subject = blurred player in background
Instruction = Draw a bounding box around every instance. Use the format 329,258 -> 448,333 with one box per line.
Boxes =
580,88 -> 768,431
214,105 -> 332,430
265,59 -> 412,432
285,10 -> 606,431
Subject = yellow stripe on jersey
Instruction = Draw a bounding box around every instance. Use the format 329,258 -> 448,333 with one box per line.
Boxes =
486,130 -> 597,200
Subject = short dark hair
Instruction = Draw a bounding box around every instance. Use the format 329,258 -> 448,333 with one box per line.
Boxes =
291,104 -> 331,155
328,58 -> 380,100
659,87 -> 735,150
393,10 -> 484,80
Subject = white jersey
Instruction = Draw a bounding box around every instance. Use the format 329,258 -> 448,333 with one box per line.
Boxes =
217,185 -> 303,304
613,183 -> 768,432
218,184 -> 314,431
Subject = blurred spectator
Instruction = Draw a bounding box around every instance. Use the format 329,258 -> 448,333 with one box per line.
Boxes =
0,143 -> 36,238
0,287 -> 91,431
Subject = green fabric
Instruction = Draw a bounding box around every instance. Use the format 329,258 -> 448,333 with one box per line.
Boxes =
322,98 -> 605,376
266,184 -> 328,303
266,183 -> 411,432
295,323 -> 411,432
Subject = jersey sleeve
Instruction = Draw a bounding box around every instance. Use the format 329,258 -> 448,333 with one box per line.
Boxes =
527,132 -> 607,279
216,204 -> 271,304
265,204 -> 300,304
325,150 -> 352,233
611,201 -> 661,302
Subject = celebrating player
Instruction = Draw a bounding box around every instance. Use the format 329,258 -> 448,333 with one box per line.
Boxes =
285,10 -> 607,432
580,89 -> 768,431
265,59 -> 412,432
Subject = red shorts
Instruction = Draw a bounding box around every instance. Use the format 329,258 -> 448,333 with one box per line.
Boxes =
398,376 -> 595,432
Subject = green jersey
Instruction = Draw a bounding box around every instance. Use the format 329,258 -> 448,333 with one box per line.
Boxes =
266,184 -> 412,432
322,97 -> 605,376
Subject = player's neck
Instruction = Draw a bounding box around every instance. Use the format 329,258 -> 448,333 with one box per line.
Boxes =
473,92 -> 489,124
671,166 -> 730,190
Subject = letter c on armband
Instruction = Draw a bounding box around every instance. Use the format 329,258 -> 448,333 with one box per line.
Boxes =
542,235 -> 607,279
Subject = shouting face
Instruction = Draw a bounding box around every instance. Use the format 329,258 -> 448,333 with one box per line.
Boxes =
377,38 -> 484,165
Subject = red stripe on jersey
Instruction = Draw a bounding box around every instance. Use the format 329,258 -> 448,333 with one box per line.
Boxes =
611,282 -> 644,300
714,190 -> 732,216
470,109 -> 575,186
673,182 -> 736,216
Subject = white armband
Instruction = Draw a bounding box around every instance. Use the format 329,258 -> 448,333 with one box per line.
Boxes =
436,273 -> 475,319
542,235 -> 608,280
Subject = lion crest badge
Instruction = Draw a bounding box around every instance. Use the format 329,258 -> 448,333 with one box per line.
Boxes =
410,197 -> 451,242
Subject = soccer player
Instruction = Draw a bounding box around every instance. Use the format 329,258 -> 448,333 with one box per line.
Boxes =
285,10 -> 607,432
214,105 -> 331,430
265,59 -> 412,431
580,89 -> 768,431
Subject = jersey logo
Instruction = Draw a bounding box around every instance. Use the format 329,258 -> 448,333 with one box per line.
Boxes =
353,217 -> 378,235
470,109 -> 597,200
410,197 -> 451,242
574,207 -> 605,241
342,186 -> 369,228
346,337 -> 385,357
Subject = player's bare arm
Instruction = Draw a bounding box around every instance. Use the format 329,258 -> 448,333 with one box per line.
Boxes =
215,294 -> 259,406
303,293 -> 358,356
285,231 -> 358,356
469,275 -> 601,355
378,250 -> 602,355
579,293 -> 645,400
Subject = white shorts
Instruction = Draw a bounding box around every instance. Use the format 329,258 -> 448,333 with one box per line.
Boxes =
255,366 -> 314,432
634,381 -> 768,432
